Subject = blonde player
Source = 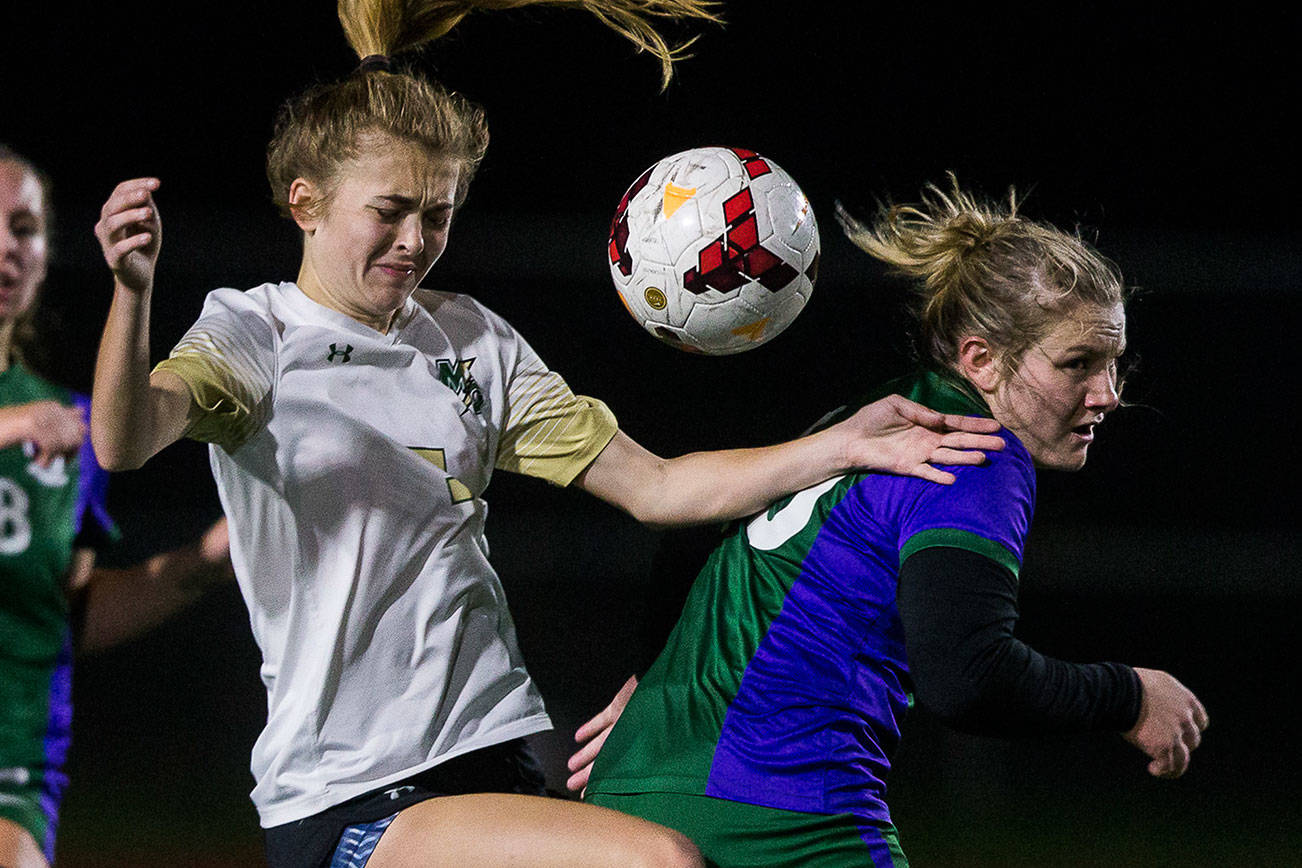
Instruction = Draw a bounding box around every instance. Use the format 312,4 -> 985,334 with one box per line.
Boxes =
89,3 -> 1004,866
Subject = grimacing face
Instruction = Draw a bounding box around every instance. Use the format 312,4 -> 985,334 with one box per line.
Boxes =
292,136 -> 460,332
986,302 -> 1126,471
0,160 -> 48,323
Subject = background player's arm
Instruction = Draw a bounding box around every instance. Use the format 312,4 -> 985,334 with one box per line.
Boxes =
68,518 -> 234,654
0,400 -> 85,466
90,178 -> 196,470
574,394 -> 1003,528
898,546 -> 1208,778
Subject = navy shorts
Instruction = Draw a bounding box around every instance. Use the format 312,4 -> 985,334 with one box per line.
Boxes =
263,738 -> 547,868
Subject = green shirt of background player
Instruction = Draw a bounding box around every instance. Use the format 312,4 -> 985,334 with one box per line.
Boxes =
0,145 -> 233,868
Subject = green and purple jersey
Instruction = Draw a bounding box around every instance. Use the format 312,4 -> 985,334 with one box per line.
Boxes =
586,370 -> 1034,824
0,362 -> 116,859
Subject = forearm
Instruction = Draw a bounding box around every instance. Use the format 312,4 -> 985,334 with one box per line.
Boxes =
655,429 -> 849,525
78,537 -> 229,653
899,546 -> 1142,735
578,427 -> 849,528
91,283 -> 184,469
0,406 -> 32,450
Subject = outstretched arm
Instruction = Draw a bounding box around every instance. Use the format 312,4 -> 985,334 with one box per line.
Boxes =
899,546 -> 1208,778
574,393 -> 1004,528
71,517 -> 234,654
91,177 -> 194,470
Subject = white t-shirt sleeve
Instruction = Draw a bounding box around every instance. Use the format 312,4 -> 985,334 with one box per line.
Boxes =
153,287 -> 278,453
478,305 -> 617,486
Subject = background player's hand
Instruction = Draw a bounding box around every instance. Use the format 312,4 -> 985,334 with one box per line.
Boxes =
566,674 -> 638,795
195,516 -> 235,587
833,393 -> 1004,485
1124,667 -> 1209,778
0,400 -> 85,465
95,177 -> 161,293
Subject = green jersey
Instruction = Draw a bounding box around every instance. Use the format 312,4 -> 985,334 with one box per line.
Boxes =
0,362 -> 116,859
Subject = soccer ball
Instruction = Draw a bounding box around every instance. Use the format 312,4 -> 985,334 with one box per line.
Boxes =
607,146 -> 820,355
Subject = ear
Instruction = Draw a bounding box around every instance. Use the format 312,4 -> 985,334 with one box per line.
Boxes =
288,178 -> 320,232
956,335 -> 1001,393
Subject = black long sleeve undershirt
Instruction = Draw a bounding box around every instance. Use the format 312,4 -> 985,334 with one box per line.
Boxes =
897,546 -> 1142,736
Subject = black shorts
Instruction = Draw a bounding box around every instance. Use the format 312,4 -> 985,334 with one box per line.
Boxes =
263,738 -> 548,868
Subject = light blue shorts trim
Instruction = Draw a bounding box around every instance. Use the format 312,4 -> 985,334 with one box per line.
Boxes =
328,812 -> 398,868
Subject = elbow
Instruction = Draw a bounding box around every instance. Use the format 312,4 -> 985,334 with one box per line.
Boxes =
90,430 -> 145,472
96,449 -> 145,473
915,681 -> 986,731
910,654 -> 1000,734
623,495 -> 719,531
621,499 -> 677,531
604,465 -> 690,530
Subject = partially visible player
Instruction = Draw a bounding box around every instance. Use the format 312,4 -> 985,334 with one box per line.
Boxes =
1,145 -> 232,868
88,3 -> 1007,866
576,177 -> 1210,866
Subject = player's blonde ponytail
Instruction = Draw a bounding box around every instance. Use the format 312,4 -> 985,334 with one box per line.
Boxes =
838,174 -> 1125,374
268,0 -> 719,219
337,0 -> 722,88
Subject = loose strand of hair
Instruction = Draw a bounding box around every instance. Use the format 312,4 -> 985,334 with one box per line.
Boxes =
338,0 -> 721,87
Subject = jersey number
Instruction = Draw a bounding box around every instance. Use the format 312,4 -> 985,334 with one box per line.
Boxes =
0,478 -> 33,555
745,475 -> 844,551
409,448 -> 474,504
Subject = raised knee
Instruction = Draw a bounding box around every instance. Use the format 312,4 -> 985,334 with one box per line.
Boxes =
637,826 -> 702,868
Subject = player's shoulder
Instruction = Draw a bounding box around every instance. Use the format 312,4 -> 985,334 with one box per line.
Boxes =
410,289 -> 518,342
980,426 -> 1035,474
195,282 -> 284,323
939,426 -> 1035,495
170,284 -> 284,363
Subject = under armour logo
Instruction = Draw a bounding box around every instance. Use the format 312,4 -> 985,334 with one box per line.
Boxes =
384,785 -> 416,801
326,343 -> 353,363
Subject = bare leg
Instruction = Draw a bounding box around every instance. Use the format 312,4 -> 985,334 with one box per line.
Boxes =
367,793 -> 701,867
0,818 -> 48,868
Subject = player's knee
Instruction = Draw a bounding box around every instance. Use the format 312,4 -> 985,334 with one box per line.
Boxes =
634,825 -> 702,868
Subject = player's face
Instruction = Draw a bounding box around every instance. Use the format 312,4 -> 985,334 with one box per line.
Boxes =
0,161 -> 48,322
988,302 -> 1126,471
297,136 -> 459,331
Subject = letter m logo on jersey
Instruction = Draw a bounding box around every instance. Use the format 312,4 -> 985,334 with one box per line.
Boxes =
436,358 -> 485,415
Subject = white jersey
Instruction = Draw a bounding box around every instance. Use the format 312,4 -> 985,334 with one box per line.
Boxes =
156,282 -> 617,827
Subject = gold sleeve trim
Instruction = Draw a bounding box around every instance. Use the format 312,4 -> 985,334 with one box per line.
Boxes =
497,385 -> 618,486
153,351 -> 265,452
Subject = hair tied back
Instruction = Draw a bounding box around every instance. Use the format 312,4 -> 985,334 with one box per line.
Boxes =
357,54 -> 393,73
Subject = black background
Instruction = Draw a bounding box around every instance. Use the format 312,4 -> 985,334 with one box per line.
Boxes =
4,3 -> 1298,865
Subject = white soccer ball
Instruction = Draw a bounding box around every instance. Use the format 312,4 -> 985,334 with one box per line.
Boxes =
607,146 -> 820,355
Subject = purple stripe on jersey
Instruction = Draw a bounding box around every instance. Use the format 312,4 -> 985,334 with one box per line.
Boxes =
39,631 -> 74,862
71,394 -> 114,539
857,821 -> 906,868
705,434 -> 1035,821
